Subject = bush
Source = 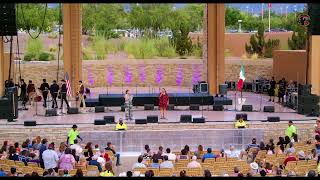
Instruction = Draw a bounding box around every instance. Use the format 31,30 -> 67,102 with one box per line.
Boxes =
83,47 -> 93,60
49,53 -> 55,60
25,37 -> 43,59
124,38 -> 157,59
23,53 -> 35,61
154,38 -> 176,58
38,52 -> 51,61
251,53 -> 259,60
92,35 -> 107,60
264,39 -> 280,58
288,27 -> 306,50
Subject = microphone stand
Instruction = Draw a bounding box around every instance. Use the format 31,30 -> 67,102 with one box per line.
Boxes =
234,90 -> 237,111
188,88 -> 191,112
201,93 -> 204,119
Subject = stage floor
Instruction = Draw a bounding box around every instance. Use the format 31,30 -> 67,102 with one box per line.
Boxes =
0,89 -> 314,127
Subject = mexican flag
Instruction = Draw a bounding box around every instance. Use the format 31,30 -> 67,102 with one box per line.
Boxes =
237,65 -> 246,91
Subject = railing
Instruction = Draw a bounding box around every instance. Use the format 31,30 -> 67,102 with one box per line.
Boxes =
81,128 -> 265,153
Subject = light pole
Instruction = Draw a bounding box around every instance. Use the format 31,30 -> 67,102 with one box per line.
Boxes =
238,20 -> 242,33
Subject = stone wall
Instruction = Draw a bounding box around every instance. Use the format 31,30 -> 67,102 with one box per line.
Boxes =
0,121 -> 315,149
14,57 -> 273,88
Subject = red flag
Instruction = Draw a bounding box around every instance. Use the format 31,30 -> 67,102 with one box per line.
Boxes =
268,3 -> 272,8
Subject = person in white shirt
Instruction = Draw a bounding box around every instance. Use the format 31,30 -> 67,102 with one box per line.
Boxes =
160,155 -> 174,169
69,139 -> 83,158
163,148 -> 176,161
225,145 -> 239,158
42,143 -> 59,170
187,156 -> 201,168
132,155 -> 146,170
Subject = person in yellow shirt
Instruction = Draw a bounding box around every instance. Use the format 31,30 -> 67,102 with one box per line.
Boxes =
100,162 -> 114,177
67,124 -> 82,145
116,118 -> 127,130
235,118 -> 247,128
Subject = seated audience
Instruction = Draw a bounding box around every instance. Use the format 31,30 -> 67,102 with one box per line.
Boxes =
69,139 -> 83,161
132,155 -> 146,170
194,145 -> 204,159
100,162 -> 114,177
150,155 -> 160,168
89,155 -> 102,172
163,148 -> 176,161
42,143 -> 59,170
178,149 -> 189,160
142,144 -> 152,160
202,148 -> 216,162
105,142 -> 121,166
225,145 -> 238,158
145,170 -> 154,177
283,149 -> 297,167
233,166 -> 240,176
84,142 -> 94,161
59,148 -> 76,171
74,169 -> 84,177
204,170 -> 211,177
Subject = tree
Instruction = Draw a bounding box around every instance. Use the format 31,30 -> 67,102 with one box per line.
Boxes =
225,7 -> 243,29
288,26 -> 307,50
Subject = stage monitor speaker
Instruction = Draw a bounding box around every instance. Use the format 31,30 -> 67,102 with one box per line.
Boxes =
263,106 -> 275,113
190,104 -> 200,111
298,84 -> 311,96
67,107 -> 79,114
167,104 -> 174,110
219,84 -> 228,95
180,115 -> 192,123
308,3 -> 320,35
298,94 -> 320,105
267,116 -> 280,122
135,119 -> 147,124
236,113 -> 248,121
144,104 -> 154,110
192,117 -> 205,123
213,105 -> 224,111
297,104 -> 319,115
147,115 -> 158,123
0,4 -> 17,36
24,121 -> 36,126
200,83 -> 208,93
242,105 -> 253,112
45,109 -> 57,117
121,105 -> 125,112
94,119 -> 106,125
95,106 -> 105,113
104,116 -> 115,124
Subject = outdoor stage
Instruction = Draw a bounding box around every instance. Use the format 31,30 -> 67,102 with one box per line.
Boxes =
0,87 -> 316,127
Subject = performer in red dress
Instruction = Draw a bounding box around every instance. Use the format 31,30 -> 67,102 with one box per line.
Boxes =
159,88 -> 169,119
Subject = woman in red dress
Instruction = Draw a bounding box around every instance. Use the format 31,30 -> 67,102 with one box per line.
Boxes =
159,88 -> 169,119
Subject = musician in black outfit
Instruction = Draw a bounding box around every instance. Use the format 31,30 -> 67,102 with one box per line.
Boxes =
268,77 -> 276,102
60,79 -> 70,109
39,79 -> 50,108
19,79 -> 27,108
50,80 -> 59,109
278,77 -> 287,104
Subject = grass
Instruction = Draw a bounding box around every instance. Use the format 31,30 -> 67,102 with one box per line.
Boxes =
25,37 -> 43,60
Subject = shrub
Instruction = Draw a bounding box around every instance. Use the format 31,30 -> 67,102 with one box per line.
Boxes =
38,52 -> 51,61
172,29 -> 193,56
288,26 -> 306,50
49,45 -> 57,53
251,53 -> 259,60
92,35 -> 107,60
193,46 -> 202,58
23,53 -> 35,61
264,39 -> 280,58
25,37 -> 43,59
154,38 -> 177,58
124,38 -> 157,59
83,47 -> 93,60
49,53 -> 55,60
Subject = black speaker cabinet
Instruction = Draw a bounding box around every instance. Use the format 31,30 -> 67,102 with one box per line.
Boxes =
180,115 -> 192,123
190,104 -> 200,111
298,84 -> 311,96
298,94 -> 320,105
298,104 -> 319,115
219,84 -> 228,95
236,113 -> 248,121
242,105 -> 253,112
200,83 -> 208,93
0,4 -> 17,36
94,119 -> 106,125
263,106 -> 275,113
135,119 -> 147,124
308,4 -> 320,35
95,106 -> 105,113
192,117 -> 205,123
24,121 -> 36,126
45,109 -> 57,117
267,116 -> 280,122
147,115 -> 158,123
121,105 -> 125,112
213,105 -> 224,111
104,116 -> 115,124
144,104 -> 154,110
167,104 -> 175,110
67,107 -> 79,114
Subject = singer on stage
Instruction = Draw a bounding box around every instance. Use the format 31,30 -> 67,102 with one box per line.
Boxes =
159,88 -> 169,119
39,79 -> 50,108
124,89 -> 133,121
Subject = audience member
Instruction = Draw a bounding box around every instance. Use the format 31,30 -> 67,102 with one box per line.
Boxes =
204,170 -> 211,177
0,168 -> 6,177
84,142 -> 94,160
178,149 -> 188,160
163,148 -> 176,161
89,155 -> 102,172
194,145 -> 203,159
9,167 -> 17,177
105,142 -> 121,166
59,148 -> 76,171
202,148 -> 216,162
42,143 -> 58,170
307,170 -> 316,177
225,145 -> 238,158
150,155 -> 160,168
180,170 -> 187,177
283,149 -> 297,166
69,139 -> 82,161
74,169 -> 84,177
142,144 -> 152,159
132,155 -> 146,170
39,138 -> 48,168
100,162 -> 114,177
187,156 -> 201,168
159,155 -> 173,169
126,171 -> 133,177
145,170 -> 154,177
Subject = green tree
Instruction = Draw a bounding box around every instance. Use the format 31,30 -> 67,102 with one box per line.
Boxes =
288,26 -> 307,50
225,7 -> 243,29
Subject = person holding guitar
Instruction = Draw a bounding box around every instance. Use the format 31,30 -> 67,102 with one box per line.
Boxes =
39,79 -> 50,108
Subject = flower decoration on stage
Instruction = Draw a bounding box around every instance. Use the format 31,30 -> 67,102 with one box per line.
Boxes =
138,64 -> 146,83
124,65 -> 133,85
192,64 -> 202,85
87,67 -> 95,86
155,65 -> 164,85
176,64 -> 183,86
106,66 -> 113,86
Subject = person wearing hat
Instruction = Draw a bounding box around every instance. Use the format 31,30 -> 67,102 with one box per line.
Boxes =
116,118 -> 127,131
42,143 -> 59,171
39,79 -> 50,108
297,150 -> 306,160
286,121 -> 297,140
67,125 -> 83,145
49,80 -> 59,109
249,162 -> 259,175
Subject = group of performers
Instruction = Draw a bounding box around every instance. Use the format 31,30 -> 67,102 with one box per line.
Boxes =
268,76 -> 297,105
123,88 -> 169,121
